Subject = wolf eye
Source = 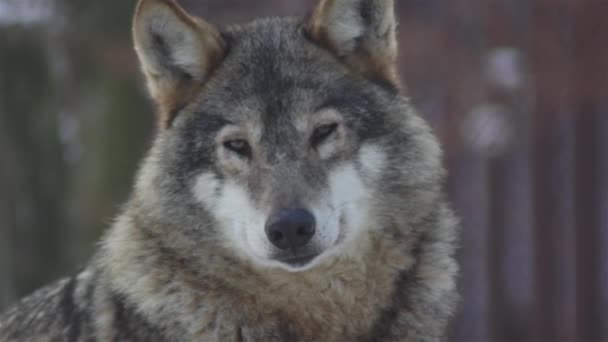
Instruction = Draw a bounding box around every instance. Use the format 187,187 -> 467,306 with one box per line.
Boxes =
311,123 -> 338,147
223,139 -> 251,158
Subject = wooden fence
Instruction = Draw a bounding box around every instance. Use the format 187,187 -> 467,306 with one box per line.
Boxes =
386,1 -> 607,341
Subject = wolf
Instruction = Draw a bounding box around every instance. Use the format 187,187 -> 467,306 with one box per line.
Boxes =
0,0 -> 459,340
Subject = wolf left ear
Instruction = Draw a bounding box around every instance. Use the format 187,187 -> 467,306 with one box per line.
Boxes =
307,0 -> 400,88
133,0 -> 225,128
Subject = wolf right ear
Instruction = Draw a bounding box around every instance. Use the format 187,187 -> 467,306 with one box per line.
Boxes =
307,0 -> 400,88
133,0 -> 225,128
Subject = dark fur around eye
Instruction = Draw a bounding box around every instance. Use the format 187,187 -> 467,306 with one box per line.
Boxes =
223,139 -> 252,158
310,123 -> 338,147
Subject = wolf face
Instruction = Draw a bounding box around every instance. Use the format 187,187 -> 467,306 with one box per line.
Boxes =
189,114 -> 382,271
131,0 -> 443,272
0,1 -> 458,340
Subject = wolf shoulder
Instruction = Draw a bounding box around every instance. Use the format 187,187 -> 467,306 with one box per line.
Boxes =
0,267 -> 166,342
0,275 -> 85,341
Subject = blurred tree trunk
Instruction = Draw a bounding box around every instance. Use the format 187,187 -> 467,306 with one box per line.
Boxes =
57,0 -> 152,260
0,0 -> 151,311
0,122 -> 16,309
0,28 -> 69,306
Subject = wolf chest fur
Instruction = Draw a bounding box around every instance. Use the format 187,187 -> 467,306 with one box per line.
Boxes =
0,0 -> 459,341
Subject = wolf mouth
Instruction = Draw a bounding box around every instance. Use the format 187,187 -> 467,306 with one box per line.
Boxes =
278,254 -> 318,267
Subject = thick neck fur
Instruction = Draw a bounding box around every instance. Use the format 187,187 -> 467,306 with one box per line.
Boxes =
99,206 -> 419,341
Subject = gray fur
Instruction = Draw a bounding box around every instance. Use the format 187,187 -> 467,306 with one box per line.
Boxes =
0,0 -> 459,341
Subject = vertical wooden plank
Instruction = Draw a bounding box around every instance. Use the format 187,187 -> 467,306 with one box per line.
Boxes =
447,155 -> 490,342
437,1 -> 491,341
396,0 -> 450,132
488,120 -> 535,342
529,1 -> 578,341
532,111 -> 577,342
598,110 -> 608,341
494,153 -> 535,341
571,1 -> 608,340
575,109 -> 603,342
484,1 -> 535,341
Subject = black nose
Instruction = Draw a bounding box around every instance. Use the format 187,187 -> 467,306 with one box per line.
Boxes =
265,208 -> 316,250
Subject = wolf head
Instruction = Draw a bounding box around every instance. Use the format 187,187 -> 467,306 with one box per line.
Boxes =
130,0 -> 443,272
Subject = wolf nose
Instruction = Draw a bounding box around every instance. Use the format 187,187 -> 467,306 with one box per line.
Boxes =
265,208 -> 316,250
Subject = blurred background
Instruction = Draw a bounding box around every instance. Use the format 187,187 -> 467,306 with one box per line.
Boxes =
0,0 -> 606,341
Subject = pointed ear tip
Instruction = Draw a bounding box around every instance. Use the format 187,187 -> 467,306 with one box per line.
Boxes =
134,0 -> 181,19
133,0 -> 191,33
136,0 -> 175,9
